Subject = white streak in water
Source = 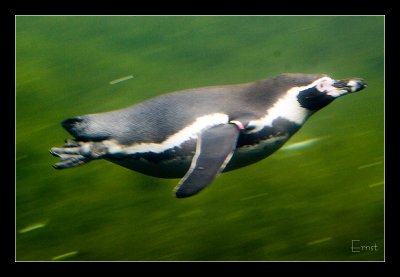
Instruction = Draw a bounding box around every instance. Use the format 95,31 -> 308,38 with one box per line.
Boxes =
18,222 -> 47,234
306,237 -> 332,246
357,161 -> 383,170
240,192 -> 269,201
368,181 -> 384,188
51,251 -> 79,261
280,137 -> 322,151
109,75 -> 134,85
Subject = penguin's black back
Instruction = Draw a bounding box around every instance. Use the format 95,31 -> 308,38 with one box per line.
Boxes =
63,74 -> 325,144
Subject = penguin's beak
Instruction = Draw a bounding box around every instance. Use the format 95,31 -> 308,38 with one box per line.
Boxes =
325,78 -> 367,98
333,78 -> 368,93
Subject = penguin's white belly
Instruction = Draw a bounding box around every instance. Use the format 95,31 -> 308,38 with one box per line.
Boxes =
107,134 -> 289,178
226,134 -> 289,170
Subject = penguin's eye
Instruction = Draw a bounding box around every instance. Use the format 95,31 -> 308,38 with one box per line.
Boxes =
315,77 -> 334,92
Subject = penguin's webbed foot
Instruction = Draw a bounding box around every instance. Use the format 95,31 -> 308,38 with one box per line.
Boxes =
50,140 -> 108,169
50,153 -> 90,169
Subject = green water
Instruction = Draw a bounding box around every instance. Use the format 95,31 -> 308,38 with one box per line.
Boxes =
16,16 -> 384,261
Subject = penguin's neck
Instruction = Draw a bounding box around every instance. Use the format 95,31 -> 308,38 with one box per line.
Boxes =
247,87 -> 312,133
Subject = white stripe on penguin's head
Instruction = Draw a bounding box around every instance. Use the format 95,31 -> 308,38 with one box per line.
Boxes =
247,77 -> 333,133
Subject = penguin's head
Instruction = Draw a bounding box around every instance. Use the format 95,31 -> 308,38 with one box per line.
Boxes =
295,74 -> 367,110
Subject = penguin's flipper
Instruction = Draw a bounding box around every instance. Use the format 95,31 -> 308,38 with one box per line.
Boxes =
174,124 -> 240,198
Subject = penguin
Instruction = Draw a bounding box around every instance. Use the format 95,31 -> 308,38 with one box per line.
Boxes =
50,73 -> 367,198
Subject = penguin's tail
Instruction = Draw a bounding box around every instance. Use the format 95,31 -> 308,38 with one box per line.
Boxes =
62,117 -> 84,136
61,116 -> 111,141
61,117 -> 90,140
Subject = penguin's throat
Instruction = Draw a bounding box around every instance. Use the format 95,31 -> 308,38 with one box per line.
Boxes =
247,87 -> 311,133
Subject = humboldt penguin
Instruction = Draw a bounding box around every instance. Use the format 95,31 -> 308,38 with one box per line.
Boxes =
50,73 -> 367,198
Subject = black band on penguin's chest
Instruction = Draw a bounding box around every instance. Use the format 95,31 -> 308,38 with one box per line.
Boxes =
237,117 -> 301,147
